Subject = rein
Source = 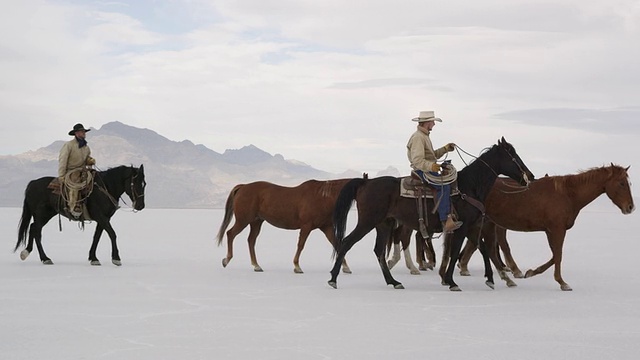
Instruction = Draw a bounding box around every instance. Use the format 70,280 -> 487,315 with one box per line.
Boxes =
454,145 -> 530,194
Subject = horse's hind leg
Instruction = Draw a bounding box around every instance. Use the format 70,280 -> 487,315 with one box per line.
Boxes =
30,222 -> 53,265
525,229 -> 571,291
374,222 -> 404,289
246,220 -> 264,272
328,223 -> 375,289
496,226 -> 524,278
222,219 -> 249,268
458,235 -> 478,276
416,233 -> 436,271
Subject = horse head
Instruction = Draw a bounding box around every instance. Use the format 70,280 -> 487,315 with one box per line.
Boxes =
126,164 -> 146,211
495,136 -> 535,186
604,164 -> 635,215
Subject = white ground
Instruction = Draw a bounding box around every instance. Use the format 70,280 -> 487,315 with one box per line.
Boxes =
1,202 -> 638,360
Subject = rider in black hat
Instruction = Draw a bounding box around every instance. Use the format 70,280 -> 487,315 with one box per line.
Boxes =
58,123 -> 96,218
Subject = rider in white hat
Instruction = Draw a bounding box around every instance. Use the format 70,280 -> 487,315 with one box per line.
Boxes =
406,111 -> 462,233
58,123 -> 96,218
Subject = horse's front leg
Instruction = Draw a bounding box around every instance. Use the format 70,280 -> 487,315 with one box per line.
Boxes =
444,228 -> 467,291
89,225 -> 105,265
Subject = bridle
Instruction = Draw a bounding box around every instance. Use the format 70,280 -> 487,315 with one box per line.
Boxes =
128,169 -> 145,212
453,145 -> 531,193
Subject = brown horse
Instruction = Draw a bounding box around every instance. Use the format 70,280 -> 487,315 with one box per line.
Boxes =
216,178 -> 359,273
453,164 -> 635,290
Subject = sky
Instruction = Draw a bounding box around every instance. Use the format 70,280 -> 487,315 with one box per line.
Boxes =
1,0 -> 639,177
2,207 -> 639,359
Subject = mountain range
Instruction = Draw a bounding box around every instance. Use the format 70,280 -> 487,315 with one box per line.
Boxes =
0,122 -> 400,208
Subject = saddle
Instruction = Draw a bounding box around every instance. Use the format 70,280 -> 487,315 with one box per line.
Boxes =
400,172 -> 460,237
47,175 -> 94,221
400,172 -> 460,199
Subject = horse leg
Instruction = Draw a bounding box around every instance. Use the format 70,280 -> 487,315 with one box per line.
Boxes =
328,224 -> 374,289
423,234 -> 436,270
30,222 -> 53,265
102,222 -> 121,266
438,234 -> 451,285
320,226 -> 351,274
496,226 -> 524,278
476,237 -> 497,289
246,220 -> 264,272
443,228 -> 468,291
292,227 -> 312,274
374,223 -> 404,289
88,225 -> 104,265
387,238 -> 402,270
525,229 -> 571,291
222,219 -> 249,268
482,225 -> 517,288
458,230 -> 479,276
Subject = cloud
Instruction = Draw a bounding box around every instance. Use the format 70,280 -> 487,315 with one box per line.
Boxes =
493,107 -> 640,134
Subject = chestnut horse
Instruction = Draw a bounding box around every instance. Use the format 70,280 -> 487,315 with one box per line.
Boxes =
329,138 -> 534,291
216,178 -> 360,273
454,164 -> 635,290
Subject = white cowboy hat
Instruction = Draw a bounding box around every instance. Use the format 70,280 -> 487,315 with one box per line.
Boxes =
411,110 -> 442,122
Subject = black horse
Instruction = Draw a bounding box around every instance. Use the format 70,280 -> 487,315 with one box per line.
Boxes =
14,165 -> 146,266
329,137 -> 534,291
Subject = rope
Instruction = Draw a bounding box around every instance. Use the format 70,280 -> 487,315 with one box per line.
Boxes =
61,168 -> 94,203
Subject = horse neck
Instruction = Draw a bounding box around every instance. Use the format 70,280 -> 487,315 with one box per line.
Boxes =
457,158 -> 499,202
99,167 -> 128,199
563,168 -> 609,211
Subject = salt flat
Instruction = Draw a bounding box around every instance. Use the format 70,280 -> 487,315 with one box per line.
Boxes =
1,204 -> 638,360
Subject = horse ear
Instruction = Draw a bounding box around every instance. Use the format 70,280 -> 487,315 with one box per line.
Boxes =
140,164 -> 144,173
625,165 -> 630,171
500,136 -> 506,144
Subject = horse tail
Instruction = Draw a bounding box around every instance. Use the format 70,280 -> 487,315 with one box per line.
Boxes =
333,178 -> 367,243
216,184 -> 242,246
15,197 -> 32,252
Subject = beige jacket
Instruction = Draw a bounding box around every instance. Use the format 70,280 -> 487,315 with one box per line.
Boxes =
58,138 -> 92,178
406,126 -> 448,173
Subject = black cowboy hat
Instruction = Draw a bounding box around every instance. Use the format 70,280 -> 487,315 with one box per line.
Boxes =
68,123 -> 91,136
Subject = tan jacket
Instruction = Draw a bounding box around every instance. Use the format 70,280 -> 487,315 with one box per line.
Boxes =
58,138 -> 92,178
406,126 -> 448,173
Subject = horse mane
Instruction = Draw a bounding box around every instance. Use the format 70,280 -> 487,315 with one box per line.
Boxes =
552,164 -> 624,192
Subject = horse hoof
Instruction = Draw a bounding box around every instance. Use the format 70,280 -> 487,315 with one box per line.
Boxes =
561,284 -> 573,291
341,268 -> 352,274
294,268 -> 304,274
90,260 -> 101,266
221,258 -> 229,268
524,270 -> 535,278
394,284 -> 405,289
253,267 -> 263,272
449,285 -> 462,292
112,259 -> 122,266
506,280 -> 518,287
410,270 -> 421,275
485,281 -> 495,290
513,271 -> 524,279
20,250 -> 30,261
460,269 -> 471,276
328,281 -> 337,289
42,259 -> 54,265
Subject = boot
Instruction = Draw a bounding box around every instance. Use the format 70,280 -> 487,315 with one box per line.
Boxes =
442,214 -> 462,233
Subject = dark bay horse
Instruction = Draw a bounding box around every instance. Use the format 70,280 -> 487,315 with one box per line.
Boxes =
329,137 -> 534,291
455,164 -> 635,290
14,165 -> 146,266
216,178 -> 360,273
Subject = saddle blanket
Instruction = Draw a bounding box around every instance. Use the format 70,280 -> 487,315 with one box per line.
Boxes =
400,176 -> 460,199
